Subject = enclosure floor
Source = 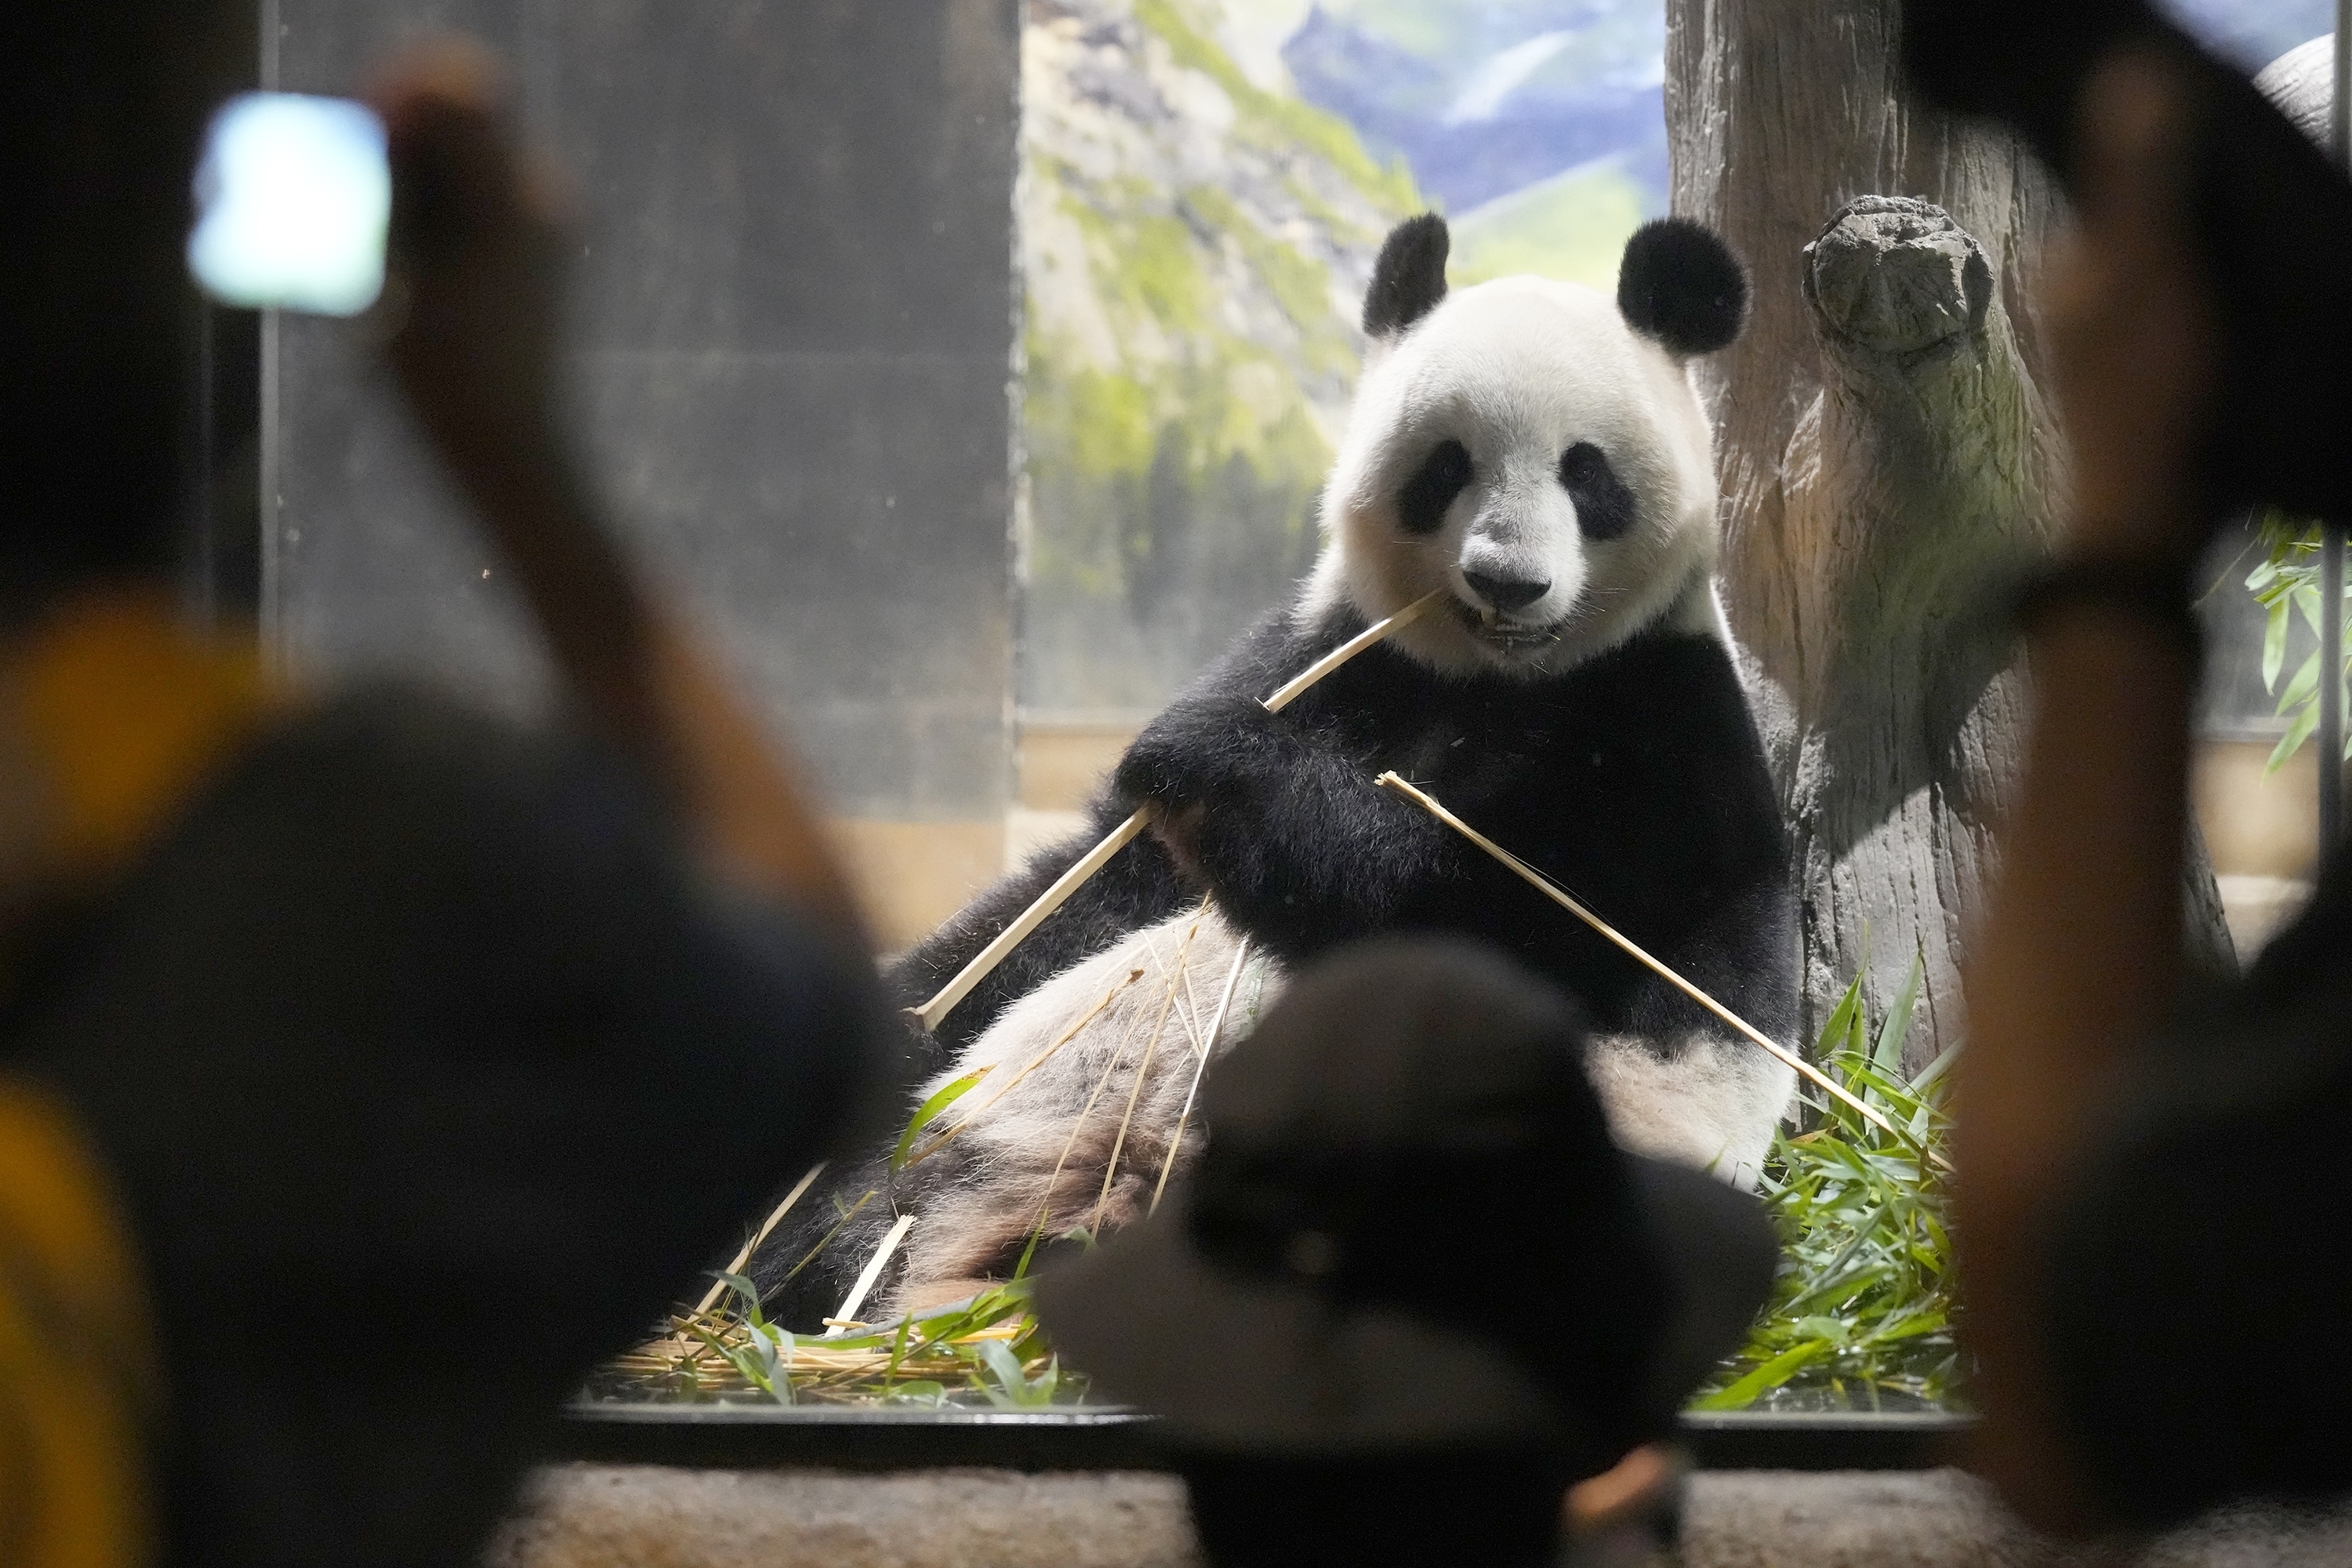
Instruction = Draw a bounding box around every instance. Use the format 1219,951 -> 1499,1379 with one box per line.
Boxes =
488,1464 -> 2352,1567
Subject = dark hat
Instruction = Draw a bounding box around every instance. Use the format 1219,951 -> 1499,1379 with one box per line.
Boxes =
1033,938 -> 1775,1457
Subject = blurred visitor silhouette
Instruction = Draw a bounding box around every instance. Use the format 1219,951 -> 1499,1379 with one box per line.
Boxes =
1036,938 -> 1775,1568
1960,38 -> 2352,1537
0,9 -> 886,1567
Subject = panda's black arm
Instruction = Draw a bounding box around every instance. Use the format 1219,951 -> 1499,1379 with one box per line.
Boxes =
1113,687 -> 1474,964
883,608 -> 1341,1062
884,805 -> 1189,1064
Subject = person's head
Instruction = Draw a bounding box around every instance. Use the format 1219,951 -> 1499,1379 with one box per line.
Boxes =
1034,938 -> 1776,1568
1179,1446 -> 1572,1568
1,3 -> 246,617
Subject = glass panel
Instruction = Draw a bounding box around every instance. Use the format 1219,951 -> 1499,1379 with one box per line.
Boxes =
263,1 -> 1019,956
254,0 -> 2334,1425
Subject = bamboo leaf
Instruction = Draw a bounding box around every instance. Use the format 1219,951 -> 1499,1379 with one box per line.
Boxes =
974,1339 -> 1054,1409
1693,1341 -> 1829,1411
884,1316 -> 914,1380
1909,1038 -> 1962,1094
2270,703 -> 2321,775
2279,646 -> 2323,712
1791,1316 -> 1853,1347
1871,949 -> 1925,1082
1817,976 -> 1863,1074
1693,949 -> 1958,1412
893,1069 -> 987,1173
712,1270 -> 766,1329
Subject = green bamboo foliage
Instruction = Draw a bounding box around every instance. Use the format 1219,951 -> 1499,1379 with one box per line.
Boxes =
606,963 -> 1962,1414
603,1272 -> 1069,1410
2246,510 -> 2352,771
1697,954 -> 1962,1412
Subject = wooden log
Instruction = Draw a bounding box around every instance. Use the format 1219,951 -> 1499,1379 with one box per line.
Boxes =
1667,0 -> 2232,1066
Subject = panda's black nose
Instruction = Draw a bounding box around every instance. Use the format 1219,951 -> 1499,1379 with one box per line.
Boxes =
1463,570 -> 1550,613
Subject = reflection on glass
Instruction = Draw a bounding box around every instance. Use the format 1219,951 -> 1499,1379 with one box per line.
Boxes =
188,93 -> 390,317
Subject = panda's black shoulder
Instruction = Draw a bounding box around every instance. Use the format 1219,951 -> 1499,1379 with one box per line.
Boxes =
1563,630 -> 1784,840
1554,627 -> 1763,737
1522,628 -> 1785,844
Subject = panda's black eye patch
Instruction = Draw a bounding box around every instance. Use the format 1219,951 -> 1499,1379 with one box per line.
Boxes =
1396,439 -> 1472,537
1559,442 -> 1636,541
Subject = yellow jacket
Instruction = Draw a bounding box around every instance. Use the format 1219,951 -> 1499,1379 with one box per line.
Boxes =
0,590 -> 278,1568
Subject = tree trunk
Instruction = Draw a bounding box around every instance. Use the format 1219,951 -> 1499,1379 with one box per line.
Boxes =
1666,0 -> 2233,1069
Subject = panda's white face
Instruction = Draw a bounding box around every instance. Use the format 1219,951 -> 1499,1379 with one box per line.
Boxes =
1308,275 -> 1725,680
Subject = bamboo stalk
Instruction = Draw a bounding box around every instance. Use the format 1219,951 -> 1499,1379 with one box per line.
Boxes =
775,1188 -> 877,1291
1258,590 -> 1447,713
901,965 -> 1146,1170
826,1211 -> 916,1336
1149,932 -> 1252,1214
1374,771 -> 1950,1173
1091,906 -> 1207,1232
692,1161 -> 827,1317
908,815 -> 1148,1033
908,590 -> 1447,1033
1020,967 -> 1163,1254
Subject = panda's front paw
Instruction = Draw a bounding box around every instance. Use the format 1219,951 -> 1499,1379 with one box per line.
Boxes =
1115,694 -> 1305,899
1141,797 -> 1211,886
1112,691 -> 1282,813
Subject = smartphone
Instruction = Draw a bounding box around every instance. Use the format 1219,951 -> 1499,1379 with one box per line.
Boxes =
187,92 -> 390,317
1904,1 -> 2352,523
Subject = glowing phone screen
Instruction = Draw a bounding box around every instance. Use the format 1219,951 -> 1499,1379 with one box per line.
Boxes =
187,93 -> 390,317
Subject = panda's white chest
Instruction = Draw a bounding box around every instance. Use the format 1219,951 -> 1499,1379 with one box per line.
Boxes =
885,900 -> 1792,1313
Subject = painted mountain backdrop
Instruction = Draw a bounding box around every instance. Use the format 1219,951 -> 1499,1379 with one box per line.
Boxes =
2164,0 -> 2332,69
1017,0 -> 2330,714
1018,0 -> 1417,712
1284,0 -> 1664,289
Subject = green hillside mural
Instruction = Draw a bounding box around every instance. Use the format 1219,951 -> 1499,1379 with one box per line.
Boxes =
1018,0 -> 1419,712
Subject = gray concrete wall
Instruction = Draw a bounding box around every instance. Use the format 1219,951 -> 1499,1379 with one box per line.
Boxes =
263,0 -> 1019,858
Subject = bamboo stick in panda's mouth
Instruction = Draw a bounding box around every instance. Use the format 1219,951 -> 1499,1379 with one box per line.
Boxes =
906,589 -> 1448,1034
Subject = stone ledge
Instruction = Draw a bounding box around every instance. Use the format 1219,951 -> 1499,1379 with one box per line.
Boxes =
489,1466 -> 1196,1568
488,1464 -> 2352,1568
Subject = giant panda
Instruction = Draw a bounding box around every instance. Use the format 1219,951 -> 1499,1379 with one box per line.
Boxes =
751,214 -> 1798,1330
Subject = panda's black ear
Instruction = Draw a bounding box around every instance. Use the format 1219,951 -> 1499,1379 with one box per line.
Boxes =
1363,214 -> 1450,339
1617,218 -> 1748,358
